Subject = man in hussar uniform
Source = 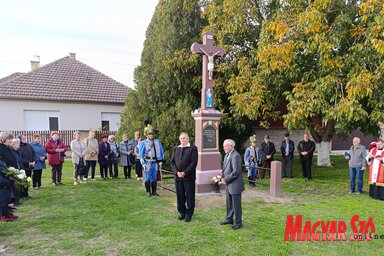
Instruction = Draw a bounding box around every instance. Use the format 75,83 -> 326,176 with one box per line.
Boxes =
244,135 -> 260,187
366,139 -> 384,200
139,128 -> 164,197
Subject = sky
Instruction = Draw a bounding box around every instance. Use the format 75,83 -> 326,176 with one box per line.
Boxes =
0,0 -> 159,88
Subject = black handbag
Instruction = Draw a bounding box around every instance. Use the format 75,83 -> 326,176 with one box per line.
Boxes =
77,158 -> 86,176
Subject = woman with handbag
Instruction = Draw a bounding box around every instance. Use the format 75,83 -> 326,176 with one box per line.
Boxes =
70,131 -> 86,185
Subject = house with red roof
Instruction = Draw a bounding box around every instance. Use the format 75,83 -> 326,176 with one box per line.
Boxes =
0,53 -> 129,132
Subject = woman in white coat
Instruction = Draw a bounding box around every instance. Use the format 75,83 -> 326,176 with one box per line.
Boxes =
70,131 -> 86,185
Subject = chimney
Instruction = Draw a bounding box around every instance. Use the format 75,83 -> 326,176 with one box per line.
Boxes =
69,52 -> 76,59
30,60 -> 40,71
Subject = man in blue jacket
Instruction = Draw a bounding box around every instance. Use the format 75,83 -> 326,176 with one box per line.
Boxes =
139,128 -> 164,197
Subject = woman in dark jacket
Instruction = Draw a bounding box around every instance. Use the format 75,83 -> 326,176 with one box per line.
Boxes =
0,161 -> 15,221
18,135 -> 36,178
0,132 -> 18,169
0,132 -> 18,221
98,134 -> 111,179
18,135 -> 35,198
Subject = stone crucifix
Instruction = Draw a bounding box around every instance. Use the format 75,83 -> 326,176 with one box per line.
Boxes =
191,31 -> 224,110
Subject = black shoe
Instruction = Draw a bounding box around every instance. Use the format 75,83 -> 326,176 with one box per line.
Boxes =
220,220 -> 233,225
289,176 -> 293,178
283,175 -> 288,178
184,217 -> 191,222
178,214 -> 186,220
232,224 -> 242,230
307,178 -> 313,181
151,182 -> 159,196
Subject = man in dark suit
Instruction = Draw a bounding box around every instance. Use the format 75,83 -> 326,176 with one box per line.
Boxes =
260,134 -> 276,179
170,132 -> 198,222
220,139 -> 245,230
280,132 -> 295,178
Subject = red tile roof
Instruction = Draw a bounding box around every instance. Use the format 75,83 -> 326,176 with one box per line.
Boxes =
0,72 -> 25,85
0,56 -> 129,104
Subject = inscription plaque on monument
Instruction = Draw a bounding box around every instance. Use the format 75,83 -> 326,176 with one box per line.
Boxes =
202,125 -> 217,149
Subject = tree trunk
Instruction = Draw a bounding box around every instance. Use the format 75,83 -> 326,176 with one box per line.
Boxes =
316,141 -> 332,167
310,120 -> 336,167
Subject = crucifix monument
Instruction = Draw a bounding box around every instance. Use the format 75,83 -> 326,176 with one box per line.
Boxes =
191,31 -> 225,193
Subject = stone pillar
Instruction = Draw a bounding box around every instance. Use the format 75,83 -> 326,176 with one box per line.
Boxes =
192,109 -> 223,193
270,161 -> 282,197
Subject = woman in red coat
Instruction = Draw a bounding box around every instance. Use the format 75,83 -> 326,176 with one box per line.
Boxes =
45,131 -> 66,186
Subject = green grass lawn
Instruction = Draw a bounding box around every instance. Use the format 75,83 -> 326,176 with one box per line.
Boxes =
1,156 -> 383,255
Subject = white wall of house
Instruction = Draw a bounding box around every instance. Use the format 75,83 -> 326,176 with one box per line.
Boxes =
0,99 -> 123,131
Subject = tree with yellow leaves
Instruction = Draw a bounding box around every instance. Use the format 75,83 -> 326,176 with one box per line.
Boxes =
227,0 -> 384,166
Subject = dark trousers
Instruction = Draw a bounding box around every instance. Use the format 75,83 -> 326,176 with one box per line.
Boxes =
282,156 -> 293,177
135,161 -> 142,178
23,169 -> 32,197
225,190 -> 242,225
175,180 -> 195,218
123,165 -> 132,178
51,163 -> 63,183
86,160 -> 97,179
32,169 -> 42,188
100,164 -> 108,178
109,162 -> 118,178
259,160 -> 272,178
26,169 -> 32,178
300,156 -> 313,179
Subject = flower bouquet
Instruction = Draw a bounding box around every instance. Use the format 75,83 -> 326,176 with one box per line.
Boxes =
209,173 -> 223,193
4,167 -> 31,189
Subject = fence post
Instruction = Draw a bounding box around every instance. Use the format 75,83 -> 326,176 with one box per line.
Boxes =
270,161 -> 282,197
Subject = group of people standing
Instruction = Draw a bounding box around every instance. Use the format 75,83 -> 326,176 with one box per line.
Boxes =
346,137 -> 384,200
244,132 -> 316,186
0,132 -> 47,221
71,129 -> 143,185
0,129 -> 145,222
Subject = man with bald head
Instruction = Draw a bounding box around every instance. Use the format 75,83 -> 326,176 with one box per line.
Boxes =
220,139 -> 245,230
345,137 -> 367,195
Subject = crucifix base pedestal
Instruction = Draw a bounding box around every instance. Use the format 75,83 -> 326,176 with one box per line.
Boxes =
192,108 -> 224,193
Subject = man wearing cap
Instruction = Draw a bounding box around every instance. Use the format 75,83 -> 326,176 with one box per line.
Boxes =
45,131 -> 67,186
260,135 -> 276,179
280,133 -> 295,178
139,128 -> 164,197
244,135 -> 260,187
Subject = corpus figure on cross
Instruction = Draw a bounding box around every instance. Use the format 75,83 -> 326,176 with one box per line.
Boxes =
199,47 -> 221,80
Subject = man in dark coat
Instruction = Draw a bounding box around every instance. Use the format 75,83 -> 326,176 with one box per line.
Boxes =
220,139 -> 245,230
297,133 -> 316,181
260,135 -> 276,179
170,132 -> 198,222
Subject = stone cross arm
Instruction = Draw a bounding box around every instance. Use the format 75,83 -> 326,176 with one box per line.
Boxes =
190,43 -> 224,57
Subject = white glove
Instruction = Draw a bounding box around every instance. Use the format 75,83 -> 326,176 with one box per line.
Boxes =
142,164 -> 147,172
